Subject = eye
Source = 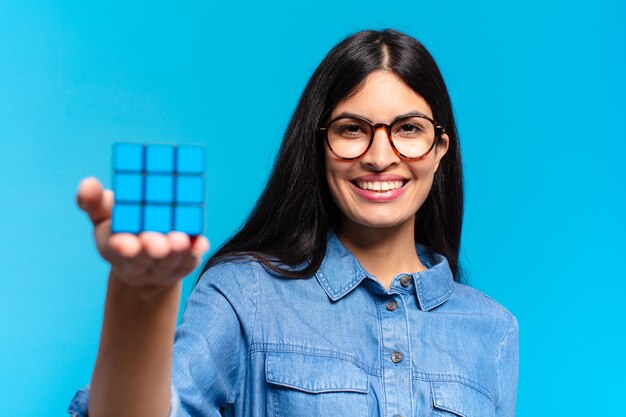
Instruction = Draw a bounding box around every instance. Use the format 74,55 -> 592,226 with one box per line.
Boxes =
341,124 -> 365,134
395,123 -> 424,136
330,118 -> 370,138
400,123 -> 422,133
393,117 -> 431,137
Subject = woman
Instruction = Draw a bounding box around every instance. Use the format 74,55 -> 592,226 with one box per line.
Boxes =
70,29 -> 518,417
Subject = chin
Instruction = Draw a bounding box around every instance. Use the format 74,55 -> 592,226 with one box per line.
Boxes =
344,212 -> 415,231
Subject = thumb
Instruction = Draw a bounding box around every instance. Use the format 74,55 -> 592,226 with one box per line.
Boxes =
76,177 -> 114,226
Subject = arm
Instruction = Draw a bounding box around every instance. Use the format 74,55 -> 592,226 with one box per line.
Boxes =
495,317 -> 519,417
73,177 -> 209,417
88,276 -> 181,417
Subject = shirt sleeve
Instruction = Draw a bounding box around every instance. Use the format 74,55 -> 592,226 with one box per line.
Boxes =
495,316 -> 519,417
66,260 -> 258,417
172,260 -> 258,415
67,384 -> 185,417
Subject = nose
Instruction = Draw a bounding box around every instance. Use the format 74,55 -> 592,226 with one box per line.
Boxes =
359,125 -> 401,170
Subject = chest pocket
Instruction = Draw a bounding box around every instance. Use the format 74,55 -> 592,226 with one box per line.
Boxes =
431,381 -> 496,417
265,351 -> 370,417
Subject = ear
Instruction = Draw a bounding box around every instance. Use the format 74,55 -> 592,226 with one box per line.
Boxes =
433,133 -> 449,172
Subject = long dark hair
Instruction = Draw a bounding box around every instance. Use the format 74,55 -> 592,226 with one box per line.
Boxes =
200,29 -> 465,282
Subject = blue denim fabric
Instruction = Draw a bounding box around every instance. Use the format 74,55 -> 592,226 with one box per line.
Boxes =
68,230 -> 518,417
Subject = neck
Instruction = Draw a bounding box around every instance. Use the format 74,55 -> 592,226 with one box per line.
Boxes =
335,217 -> 426,289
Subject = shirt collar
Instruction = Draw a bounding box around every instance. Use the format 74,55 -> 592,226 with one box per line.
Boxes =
315,229 -> 455,311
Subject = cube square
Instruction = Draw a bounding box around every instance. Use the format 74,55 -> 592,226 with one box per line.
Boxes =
143,205 -> 173,233
176,176 -> 205,205
145,175 -> 174,204
113,143 -> 143,172
177,145 -> 205,174
146,144 -> 174,173
114,174 -> 143,203
174,206 -> 204,236
112,204 -> 142,233
111,142 -> 206,235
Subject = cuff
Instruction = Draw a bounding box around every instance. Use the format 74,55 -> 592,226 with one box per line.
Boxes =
66,384 -> 185,417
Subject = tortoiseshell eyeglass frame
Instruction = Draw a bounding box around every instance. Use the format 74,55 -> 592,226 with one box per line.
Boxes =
318,112 -> 446,161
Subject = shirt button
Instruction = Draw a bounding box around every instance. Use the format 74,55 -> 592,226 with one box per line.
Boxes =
386,300 -> 398,311
391,351 -> 403,363
400,275 -> 411,287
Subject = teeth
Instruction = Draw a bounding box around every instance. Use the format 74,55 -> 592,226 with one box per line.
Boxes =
356,180 -> 404,191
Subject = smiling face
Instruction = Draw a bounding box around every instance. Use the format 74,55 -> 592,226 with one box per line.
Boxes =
325,70 -> 449,233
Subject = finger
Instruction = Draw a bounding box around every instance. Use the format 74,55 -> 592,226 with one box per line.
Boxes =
150,234 -> 207,282
94,219 -> 150,267
190,235 -> 210,258
171,252 -> 204,279
76,177 -> 113,226
108,233 -> 144,258
100,229 -> 158,280
100,230 -> 144,265
150,232 -> 191,275
76,177 -> 102,212
139,232 -> 171,259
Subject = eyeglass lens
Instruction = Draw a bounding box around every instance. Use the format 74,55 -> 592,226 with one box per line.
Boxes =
326,116 -> 436,159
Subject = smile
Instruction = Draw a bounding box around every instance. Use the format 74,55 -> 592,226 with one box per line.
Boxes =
353,180 -> 407,192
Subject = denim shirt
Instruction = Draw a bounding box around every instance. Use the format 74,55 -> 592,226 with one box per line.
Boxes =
68,230 -> 519,417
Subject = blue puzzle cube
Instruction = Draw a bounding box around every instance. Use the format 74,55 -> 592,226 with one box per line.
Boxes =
174,206 -> 204,235
114,174 -> 143,203
143,205 -> 173,233
111,143 -> 206,235
146,175 -> 174,204
146,144 -> 175,173
176,176 -> 205,205
112,204 -> 142,233
176,145 -> 205,174
113,143 -> 143,172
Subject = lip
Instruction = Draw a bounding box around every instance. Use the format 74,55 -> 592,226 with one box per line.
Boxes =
349,178 -> 410,202
352,174 -> 409,182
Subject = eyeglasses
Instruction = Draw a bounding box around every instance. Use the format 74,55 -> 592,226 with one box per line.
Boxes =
319,112 -> 445,161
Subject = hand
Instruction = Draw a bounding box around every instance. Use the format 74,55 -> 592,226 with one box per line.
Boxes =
76,177 -> 210,296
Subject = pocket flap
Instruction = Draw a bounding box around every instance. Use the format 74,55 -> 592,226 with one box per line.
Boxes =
265,352 -> 368,394
431,381 -> 494,417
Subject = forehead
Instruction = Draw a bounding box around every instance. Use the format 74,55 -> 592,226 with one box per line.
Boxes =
331,70 -> 433,121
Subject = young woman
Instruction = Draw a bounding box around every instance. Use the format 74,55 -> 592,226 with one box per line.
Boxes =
70,29 -> 518,417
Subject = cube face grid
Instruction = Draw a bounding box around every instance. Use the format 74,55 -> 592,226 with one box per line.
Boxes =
113,143 -> 143,172
146,144 -> 175,173
174,206 -> 204,236
146,175 -> 174,204
177,145 -> 205,174
176,176 -> 205,205
143,205 -> 173,233
112,204 -> 142,234
114,174 -> 143,203
111,143 -> 206,235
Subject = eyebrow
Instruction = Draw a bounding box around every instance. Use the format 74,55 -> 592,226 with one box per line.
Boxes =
331,111 -> 431,124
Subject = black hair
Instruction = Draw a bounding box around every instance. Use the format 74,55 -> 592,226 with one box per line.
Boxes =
200,29 -> 464,282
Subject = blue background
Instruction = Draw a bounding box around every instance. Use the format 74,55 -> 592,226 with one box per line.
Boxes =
1,1 -> 624,415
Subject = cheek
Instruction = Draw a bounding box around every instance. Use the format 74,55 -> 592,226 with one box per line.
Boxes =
411,150 -> 443,179
325,153 -> 349,196
407,162 -> 439,202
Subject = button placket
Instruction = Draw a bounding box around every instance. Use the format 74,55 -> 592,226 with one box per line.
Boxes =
378,293 -> 412,416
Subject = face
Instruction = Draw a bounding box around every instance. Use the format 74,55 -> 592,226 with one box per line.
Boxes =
324,70 -> 449,232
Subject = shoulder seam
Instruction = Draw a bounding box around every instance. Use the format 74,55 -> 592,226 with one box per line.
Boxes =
455,283 -> 517,320
495,316 -> 518,407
